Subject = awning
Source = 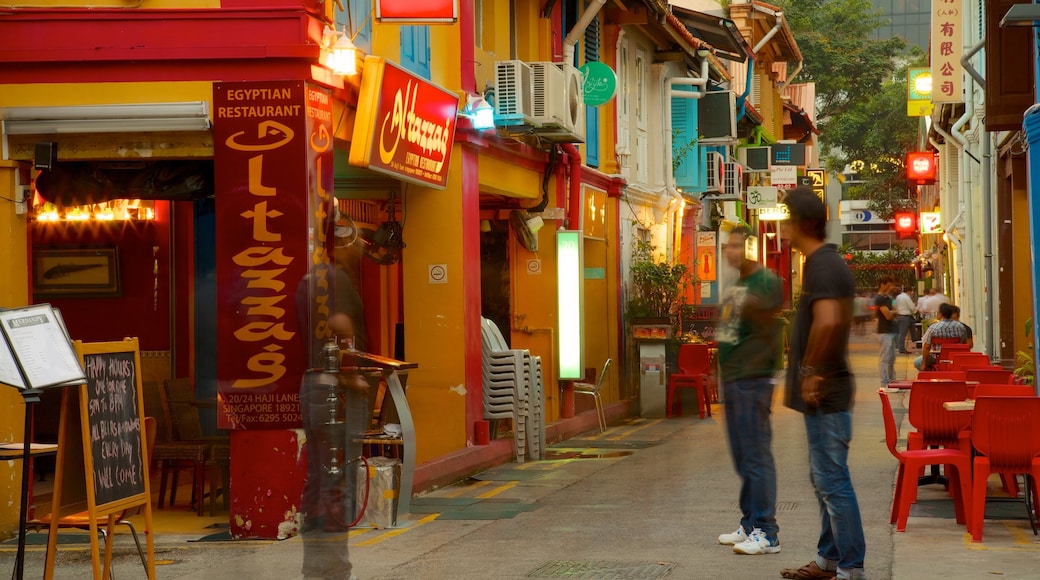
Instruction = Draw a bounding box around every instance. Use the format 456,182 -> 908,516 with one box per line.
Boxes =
671,6 -> 753,63
783,102 -> 820,140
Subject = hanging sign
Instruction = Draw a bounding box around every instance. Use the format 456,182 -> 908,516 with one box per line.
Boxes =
921,211 -> 943,234
580,62 -> 617,106
696,232 -> 717,282
350,57 -> 459,190
930,0 -> 963,104
377,0 -> 458,22
746,186 -> 778,210
770,165 -> 797,188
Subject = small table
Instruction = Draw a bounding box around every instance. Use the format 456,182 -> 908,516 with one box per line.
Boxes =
0,442 -> 58,460
943,400 -> 975,412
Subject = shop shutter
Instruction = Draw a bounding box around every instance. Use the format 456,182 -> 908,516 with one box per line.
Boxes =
584,13 -> 600,168
341,0 -> 371,54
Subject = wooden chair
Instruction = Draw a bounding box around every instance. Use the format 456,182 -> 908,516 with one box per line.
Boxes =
879,390 -> 971,532
29,417 -> 157,576
151,378 -> 227,516
968,396 -> 1040,542
573,359 -> 611,433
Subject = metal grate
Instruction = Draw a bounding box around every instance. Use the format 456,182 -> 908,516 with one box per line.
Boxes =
527,560 -> 676,579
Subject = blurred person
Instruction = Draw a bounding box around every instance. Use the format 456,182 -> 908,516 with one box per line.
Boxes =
779,187 -> 866,580
914,303 -> 970,371
892,286 -> 916,354
916,288 -> 938,321
715,225 -> 784,556
296,214 -> 368,580
873,277 -> 897,388
852,293 -> 871,335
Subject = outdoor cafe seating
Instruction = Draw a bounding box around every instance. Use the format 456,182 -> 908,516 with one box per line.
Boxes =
948,352 -> 996,371
968,396 -> 1040,542
879,389 -> 972,532
964,368 -> 1015,385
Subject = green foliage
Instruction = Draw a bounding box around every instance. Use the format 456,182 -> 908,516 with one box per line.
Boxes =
776,0 -> 921,220
1015,318 -> 1035,385
627,240 -> 690,319
843,246 -> 917,266
841,246 -> 917,291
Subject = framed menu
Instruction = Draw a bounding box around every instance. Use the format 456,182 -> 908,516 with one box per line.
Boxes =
0,304 -> 85,390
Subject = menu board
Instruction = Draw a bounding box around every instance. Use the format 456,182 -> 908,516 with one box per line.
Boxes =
0,304 -> 85,390
81,350 -> 145,507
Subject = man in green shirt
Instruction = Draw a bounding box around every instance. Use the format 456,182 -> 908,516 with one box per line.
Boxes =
715,225 -> 784,556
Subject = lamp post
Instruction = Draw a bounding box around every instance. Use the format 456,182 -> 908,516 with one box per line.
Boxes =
1001,3 -> 1040,393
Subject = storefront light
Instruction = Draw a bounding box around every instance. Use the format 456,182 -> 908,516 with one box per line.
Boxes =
32,199 -> 156,222
557,230 -> 585,380
326,27 -> 359,76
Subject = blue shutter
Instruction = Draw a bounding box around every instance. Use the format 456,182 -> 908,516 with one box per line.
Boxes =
400,26 -> 431,80
671,85 -> 702,191
342,0 -> 372,54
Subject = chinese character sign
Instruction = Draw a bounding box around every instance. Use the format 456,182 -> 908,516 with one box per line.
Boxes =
930,0 -> 963,104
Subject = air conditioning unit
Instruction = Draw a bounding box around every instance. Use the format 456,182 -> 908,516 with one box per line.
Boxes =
723,162 -> 744,197
494,60 -> 536,127
530,62 -> 584,142
739,146 -> 771,172
705,151 -> 725,191
697,91 -> 737,143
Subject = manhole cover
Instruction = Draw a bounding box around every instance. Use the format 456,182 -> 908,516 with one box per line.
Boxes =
527,560 -> 676,578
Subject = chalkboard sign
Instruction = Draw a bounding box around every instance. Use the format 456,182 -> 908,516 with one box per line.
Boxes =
82,350 -> 145,507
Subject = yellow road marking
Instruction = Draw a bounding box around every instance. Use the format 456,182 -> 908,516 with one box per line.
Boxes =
440,479 -> 491,498
353,513 -> 440,547
608,418 -> 662,441
476,481 -> 517,499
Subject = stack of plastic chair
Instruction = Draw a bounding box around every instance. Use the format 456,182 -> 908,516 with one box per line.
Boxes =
524,356 -> 546,460
480,317 -> 528,462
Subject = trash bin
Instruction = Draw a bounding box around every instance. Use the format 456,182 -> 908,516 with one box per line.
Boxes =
356,456 -> 401,529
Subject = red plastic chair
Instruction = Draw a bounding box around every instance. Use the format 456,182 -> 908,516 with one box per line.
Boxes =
968,396 -> 1040,542
965,368 -> 1015,385
973,384 -> 1036,398
907,380 -> 973,452
666,343 -> 711,419
916,371 -> 967,381
878,389 -> 972,531
931,336 -> 965,346
933,343 -> 971,367
948,352 -> 995,371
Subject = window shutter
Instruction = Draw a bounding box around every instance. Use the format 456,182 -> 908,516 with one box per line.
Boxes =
341,0 -> 371,54
985,1 -> 1035,131
671,85 -> 701,190
400,26 -> 431,80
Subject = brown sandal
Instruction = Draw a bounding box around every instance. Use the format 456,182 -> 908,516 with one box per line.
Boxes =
780,561 -> 837,579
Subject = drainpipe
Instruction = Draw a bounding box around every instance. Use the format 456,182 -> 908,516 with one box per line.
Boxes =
777,60 -> 803,91
664,57 -> 709,263
961,37 -> 986,90
560,0 -> 608,228
736,56 -> 755,121
752,12 -> 783,55
562,0 -> 607,65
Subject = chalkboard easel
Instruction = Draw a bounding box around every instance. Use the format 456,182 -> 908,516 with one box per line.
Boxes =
45,338 -> 156,580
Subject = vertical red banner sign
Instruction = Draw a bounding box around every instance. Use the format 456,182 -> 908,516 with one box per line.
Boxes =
212,81 -> 334,430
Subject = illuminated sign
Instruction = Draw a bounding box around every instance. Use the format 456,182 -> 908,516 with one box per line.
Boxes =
557,231 -> 584,380
377,0 -> 458,22
906,151 -> 937,184
920,211 -> 943,234
770,142 -> 806,166
350,57 -> 459,189
907,67 -> 934,117
930,0 -> 963,103
894,212 -> 916,236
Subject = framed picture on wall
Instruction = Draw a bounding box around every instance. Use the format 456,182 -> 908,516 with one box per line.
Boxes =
32,247 -> 122,299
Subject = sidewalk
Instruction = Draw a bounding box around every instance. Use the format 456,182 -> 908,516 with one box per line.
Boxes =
3,333 -> 1040,579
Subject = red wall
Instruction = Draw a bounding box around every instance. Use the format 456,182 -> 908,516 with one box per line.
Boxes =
30,202 -> 173,350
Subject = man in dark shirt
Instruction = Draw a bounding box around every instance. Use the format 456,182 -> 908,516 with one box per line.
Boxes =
715,225 -> 784,556
779,187 -> 866,580
873,276 -> 897,388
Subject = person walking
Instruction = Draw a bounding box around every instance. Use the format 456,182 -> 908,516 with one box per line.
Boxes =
715,225 -> 784,556
873,277 -> 897,388
778,187 -> 867,580
892,286 -> 916,354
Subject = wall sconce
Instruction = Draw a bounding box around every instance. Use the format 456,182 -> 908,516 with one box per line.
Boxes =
325,26 -> 359,76
463,94 -> 495,130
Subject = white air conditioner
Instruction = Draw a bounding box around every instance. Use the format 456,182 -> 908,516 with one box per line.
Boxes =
529,62 -> 584,142
494,60 -> 536,127
723,162 -> 744,197
705,151 -> 725,191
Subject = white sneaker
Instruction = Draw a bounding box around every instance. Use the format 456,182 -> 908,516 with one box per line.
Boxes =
732,528 -> 781,555
717,526 -> 748,545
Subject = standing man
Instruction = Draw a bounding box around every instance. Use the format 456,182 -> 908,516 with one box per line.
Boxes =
715,225 -> 784,556
873,277 -> 897,388
778,187 -> 867,580
893,285 -> 917,354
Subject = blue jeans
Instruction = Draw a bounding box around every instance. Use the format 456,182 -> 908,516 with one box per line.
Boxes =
878,333 -> 896,387
723,377 -> 778,537
804,409 -> 866,579
895,315 -> 913,351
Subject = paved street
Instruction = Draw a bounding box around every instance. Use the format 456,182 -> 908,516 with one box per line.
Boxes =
4,333 -> 1040,579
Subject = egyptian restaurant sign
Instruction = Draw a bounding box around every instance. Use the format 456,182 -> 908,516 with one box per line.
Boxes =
350,57 -> 459,190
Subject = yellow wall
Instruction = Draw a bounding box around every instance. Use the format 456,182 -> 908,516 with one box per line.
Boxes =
0,160 -> 31,539
401,153 -> 468,462
1013,172 -> 1033,356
